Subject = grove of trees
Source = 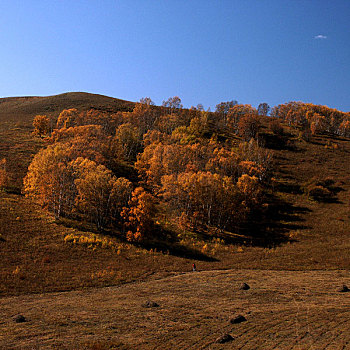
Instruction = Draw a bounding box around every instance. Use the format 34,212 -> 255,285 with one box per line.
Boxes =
24,97 -> 349,243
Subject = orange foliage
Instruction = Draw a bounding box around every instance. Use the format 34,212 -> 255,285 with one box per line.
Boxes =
33,115 -> 50,137
272,102 -> 350,136
74,158 -> 132,229
121,187 -> 156,242
238,114 -> 261,140
25,97 -> 278,237
56,108 -> 80,129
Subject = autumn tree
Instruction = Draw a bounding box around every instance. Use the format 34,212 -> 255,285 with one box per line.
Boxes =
154,114 -> 181,134
162,96 -> 183,115
257,103 -> 270,116
187,112 -> 213,138
114,123 -> 143,162
24,145 -> 133,228
127,102 -> 159,134
238,114 -> 261,141
33,115 -> 50,137
161,171 -> 260,230
73,158 -> 132,230
50,125 -> 110,166
121,187 -> 156,242
226,104 -> 257,134
215,100 -> 238,117
214,100 -> 238,129
23,144 -> 75,218
56,108 -> 80,129
139,97 -> 155,106
339,120 -> 350,137
271,102 -> 349,137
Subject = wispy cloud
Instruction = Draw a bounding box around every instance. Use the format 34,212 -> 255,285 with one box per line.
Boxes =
314,34 -> 327,40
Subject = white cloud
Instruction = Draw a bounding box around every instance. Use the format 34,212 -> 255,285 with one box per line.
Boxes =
314,35 -> 327,39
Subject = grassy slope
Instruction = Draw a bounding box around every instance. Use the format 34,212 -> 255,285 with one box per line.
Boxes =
0,92 -> 350,298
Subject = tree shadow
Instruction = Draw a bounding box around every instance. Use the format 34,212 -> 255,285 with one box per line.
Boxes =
258,132 -> 300,152
57,217 -> 218,262
235,197 -> 311,247
274,181 -> 303,194
193,194 -> 312,248
140,239 -> 219,262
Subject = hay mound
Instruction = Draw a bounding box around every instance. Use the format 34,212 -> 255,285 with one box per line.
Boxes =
142,301 -> 159,308
339,284 -> 349,292
14,315 -> 26,323
216,334 -> 234,344
240,283 -> 250,290
230,314 -> 247,324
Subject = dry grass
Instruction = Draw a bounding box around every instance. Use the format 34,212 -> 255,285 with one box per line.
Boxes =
0,93 -> 350,348
1,269 -> 350,349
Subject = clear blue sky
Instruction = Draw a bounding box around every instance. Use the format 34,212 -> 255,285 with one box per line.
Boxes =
0,1 -> 349,111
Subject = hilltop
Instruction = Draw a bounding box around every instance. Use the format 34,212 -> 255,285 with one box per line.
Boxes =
0,92 -> 134,122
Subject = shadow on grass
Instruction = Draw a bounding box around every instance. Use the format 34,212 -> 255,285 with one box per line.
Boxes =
140,239 -> 219,262
56,217 -> 218,262
194,194 -> 312,249
275,181 -> 303,195
259,132 -> 301,152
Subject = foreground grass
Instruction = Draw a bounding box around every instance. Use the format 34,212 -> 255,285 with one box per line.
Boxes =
1,269 -> 349,349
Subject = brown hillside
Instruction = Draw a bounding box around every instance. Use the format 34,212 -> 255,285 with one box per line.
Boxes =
0,92 -> 134,122
0,94 -> 350,348
0,98 -> 349,296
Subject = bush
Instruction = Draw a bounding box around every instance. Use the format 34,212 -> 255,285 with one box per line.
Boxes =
306,185 -> 332,201
303,177 -> 335,202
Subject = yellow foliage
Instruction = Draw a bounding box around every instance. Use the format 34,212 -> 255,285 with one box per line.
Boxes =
33,115 -> 50,137
64,232 -> 125,252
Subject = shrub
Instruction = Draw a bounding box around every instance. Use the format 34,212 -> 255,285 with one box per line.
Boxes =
32,115 -> 50,137
303,177 -> 336,202
306,185 -> 332,201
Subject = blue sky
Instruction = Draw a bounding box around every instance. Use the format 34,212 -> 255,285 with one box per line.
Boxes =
0,1 -> 349,111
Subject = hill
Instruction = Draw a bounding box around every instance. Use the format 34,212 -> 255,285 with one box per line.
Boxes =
0,92 -> 349,348
0,92 -> 134,122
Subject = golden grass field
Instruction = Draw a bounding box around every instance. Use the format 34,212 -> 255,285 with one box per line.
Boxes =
0,93 -> 349,349
1,269 -> 350,349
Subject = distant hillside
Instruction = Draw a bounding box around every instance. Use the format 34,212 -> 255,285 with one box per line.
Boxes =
0,92 -> 135,122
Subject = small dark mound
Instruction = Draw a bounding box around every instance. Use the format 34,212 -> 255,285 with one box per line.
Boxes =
216,334 -> 234,344
240,283 -> 250,290
339,284 -> 349,292
14,315 -> 26,323
142,301 -> 159,308
230,314 -> 247,324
